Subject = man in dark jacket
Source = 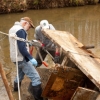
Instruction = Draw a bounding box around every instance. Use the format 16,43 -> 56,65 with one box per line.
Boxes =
9,17 -> 43,100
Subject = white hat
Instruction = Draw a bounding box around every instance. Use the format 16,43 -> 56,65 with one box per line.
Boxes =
40,20 -> 49,29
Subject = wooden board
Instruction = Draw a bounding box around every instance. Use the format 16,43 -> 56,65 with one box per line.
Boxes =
42,29 -> 100,89
71,87 -> 99,100
42,67 -> 86,100
96,94 -> 100,100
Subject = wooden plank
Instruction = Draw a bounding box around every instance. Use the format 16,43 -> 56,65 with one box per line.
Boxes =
71,87 -> 99,100
42,29 -> 100,89
42,67 -> 85,100
96,94 -> 100,100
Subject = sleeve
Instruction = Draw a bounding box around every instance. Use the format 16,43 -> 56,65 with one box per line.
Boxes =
49,24 -> 55,30
34,27 -> 40,40
16,29 -> 33,60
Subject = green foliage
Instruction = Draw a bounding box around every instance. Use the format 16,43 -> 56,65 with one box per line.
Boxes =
69,0 -> 86,6
33,0 -> 39,5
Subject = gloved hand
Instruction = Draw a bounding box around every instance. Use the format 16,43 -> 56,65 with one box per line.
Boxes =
30,58 -> 38,67
28,42 -> 33,47
41,43 -> 46,51
54,52 -> 60,63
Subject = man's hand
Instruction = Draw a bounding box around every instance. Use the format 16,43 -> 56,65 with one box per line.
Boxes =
54,52 -> 60,63
30,58 -> 38,67
29,40 -> 41,47
41,43 -> 46,51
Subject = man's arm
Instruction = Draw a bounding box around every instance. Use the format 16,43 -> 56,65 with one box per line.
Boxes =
16,29 -> 33,60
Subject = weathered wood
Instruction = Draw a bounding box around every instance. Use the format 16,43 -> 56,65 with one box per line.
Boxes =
42,29 -> 100,89
71,87 -> 99,100
96,94 -> 100,100
0,62 -> 14,100
42,67 -> 86,100
61,56 -> 68,66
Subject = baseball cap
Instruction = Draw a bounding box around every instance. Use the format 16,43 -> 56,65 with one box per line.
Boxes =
40,20 -> 49,29
21,17 -> 35,28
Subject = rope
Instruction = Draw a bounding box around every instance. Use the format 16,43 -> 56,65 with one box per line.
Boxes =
0,31 -> 30,43
0,31 -> 22,100
0,31 -> 99,58
15,40 -> 21,100
0,35 -> 7,41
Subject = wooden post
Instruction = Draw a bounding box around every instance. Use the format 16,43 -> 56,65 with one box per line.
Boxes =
0,62 -> 14,100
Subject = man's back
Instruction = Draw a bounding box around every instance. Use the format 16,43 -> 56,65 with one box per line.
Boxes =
35,24 -> 55,48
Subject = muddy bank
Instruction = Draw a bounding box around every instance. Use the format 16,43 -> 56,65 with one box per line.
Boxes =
0,0 -> 100,13
27,0 -> 100,9
0,0 -> 27,14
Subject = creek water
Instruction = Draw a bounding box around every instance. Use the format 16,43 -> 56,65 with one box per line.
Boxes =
0,4 -> 100,100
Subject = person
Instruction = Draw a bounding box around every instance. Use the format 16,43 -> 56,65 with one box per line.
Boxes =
9,17 -> 43,100
34,20 -> 61,67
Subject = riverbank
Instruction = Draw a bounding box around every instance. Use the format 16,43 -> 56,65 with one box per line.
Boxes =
0,0 -> 100,14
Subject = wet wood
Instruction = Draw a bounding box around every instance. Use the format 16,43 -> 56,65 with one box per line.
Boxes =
42,67 -> 86,100
0,62 -> 14,100
71,87 -> 99,100
61,56 -> 68,66
96,94 -> 100,100
42,29 -> 100,89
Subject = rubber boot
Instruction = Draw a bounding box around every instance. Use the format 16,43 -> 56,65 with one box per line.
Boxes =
28,82 -> 43,100
14,81 -> 21,91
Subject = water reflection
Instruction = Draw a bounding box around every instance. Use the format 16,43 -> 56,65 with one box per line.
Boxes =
54,19 -> 100,49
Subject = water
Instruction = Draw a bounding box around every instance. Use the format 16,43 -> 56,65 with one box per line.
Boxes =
0,4 -> 100,100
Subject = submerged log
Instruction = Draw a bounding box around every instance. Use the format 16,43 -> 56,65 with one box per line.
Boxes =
42,29 -> 100,90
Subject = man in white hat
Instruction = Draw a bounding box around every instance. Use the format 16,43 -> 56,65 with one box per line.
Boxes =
34,20 -> 60,67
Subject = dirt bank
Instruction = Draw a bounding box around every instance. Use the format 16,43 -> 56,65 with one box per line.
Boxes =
0,0 -> 99,13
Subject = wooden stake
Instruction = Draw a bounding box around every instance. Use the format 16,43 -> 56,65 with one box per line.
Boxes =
0,62 -> 14,100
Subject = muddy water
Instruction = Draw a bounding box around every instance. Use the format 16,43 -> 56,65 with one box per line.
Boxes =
0,4 -> 100,100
